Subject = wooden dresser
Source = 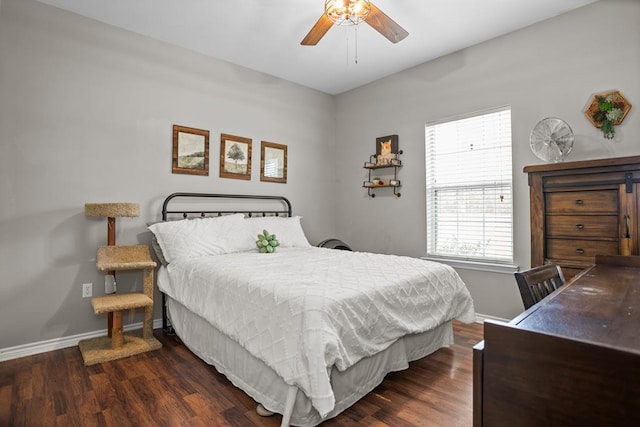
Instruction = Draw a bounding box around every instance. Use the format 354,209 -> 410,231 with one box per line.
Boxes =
473,255 -> 640,426
524,155 -> 640,279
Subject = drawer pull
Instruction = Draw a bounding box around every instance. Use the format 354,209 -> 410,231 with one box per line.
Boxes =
576,248 -> 585,255
575,224 -> 584,230
575,199 -> 584,205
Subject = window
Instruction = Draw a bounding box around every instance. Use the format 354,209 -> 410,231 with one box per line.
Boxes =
425,106 -> 513,265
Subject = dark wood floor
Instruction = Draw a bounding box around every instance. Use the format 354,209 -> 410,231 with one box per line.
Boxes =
0,321 -> 483,426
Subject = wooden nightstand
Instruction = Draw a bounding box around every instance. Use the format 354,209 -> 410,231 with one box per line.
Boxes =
78,245 -> 162,365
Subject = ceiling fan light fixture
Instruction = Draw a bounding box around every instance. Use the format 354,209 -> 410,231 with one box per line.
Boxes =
325,0 -> 371,26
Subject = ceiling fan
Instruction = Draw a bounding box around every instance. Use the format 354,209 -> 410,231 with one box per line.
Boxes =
301,0 -> 409,46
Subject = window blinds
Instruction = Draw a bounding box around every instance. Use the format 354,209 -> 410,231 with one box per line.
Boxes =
425,106 -> 513,263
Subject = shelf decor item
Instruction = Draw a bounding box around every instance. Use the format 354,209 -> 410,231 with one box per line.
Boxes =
375,134 -> 399,165
584,90 -> 632,139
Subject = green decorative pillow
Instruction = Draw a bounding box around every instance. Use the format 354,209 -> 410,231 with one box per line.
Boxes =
256,229 -> 280,253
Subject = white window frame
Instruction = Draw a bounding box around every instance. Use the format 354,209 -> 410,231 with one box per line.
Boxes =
424,106 -> 516,273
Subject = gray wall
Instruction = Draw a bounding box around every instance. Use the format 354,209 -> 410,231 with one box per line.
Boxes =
333,0 -> 640,320
1,0 -> 639,351
0,0 -> 337,349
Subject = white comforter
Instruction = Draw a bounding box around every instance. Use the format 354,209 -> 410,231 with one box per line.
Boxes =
161,247 -> 475,417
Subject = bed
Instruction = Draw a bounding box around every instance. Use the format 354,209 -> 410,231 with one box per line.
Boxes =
149,193 -> 475,426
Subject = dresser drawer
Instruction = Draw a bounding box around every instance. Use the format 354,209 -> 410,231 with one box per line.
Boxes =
546,239 -> 618,261
546,191 -> 618,214
546,215 -> 618,238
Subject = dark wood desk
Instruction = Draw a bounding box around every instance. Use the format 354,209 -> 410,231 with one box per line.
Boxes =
474,255 -> 640,426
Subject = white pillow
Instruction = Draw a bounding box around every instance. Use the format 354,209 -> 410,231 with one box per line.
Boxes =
230,216 -> 311,252
148,214 -> 245,263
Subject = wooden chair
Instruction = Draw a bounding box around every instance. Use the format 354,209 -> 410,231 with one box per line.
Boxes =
514,264 -> 566,310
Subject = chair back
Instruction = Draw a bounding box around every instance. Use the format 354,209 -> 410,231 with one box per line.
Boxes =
514,264 -> 566,310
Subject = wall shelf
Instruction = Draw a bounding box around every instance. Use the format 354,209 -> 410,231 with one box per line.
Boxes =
363,150 -> 403,198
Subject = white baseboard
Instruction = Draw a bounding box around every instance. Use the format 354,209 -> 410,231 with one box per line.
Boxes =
0,318 -> 164,362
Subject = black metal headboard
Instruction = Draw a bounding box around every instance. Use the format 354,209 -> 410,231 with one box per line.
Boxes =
161,192 -> 292,221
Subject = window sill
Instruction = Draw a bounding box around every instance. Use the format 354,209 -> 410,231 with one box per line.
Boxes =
422,257 -> 519,274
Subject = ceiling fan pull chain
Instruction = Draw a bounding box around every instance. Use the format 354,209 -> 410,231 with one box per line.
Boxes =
355,25 -> 359,64
345,26 -> 350,65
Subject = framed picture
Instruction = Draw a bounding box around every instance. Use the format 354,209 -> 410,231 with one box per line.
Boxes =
260,141 -> 287,183
172,125 -> 209,175
375,134 -> 399,166
220,134 -> 252,180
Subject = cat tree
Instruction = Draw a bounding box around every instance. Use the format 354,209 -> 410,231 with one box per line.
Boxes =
79,203 -> 161,365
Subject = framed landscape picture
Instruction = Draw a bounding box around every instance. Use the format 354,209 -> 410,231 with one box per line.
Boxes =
220,133 -> 252,180
172,125 -> 209,175
260,141 -> 287,183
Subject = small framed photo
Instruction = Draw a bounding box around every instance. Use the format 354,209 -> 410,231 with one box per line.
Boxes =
375,134 -> 399,165
172,125 -> 209,175
376,134 -> 399,155
220,134 -> 252,180
260,141 -> 287,183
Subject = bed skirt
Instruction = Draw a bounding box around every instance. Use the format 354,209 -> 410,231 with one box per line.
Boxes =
167,297 -> 454,426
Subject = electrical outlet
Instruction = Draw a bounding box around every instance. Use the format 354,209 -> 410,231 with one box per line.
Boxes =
82,283 -> 92,298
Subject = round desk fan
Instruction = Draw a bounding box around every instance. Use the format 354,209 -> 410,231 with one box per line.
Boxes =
530,117 -> 574,163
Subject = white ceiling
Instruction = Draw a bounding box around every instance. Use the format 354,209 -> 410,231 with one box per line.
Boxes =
35,0 -> 598,95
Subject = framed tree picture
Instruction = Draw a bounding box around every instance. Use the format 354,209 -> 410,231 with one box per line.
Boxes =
260,141 -> 287,183
220,133 -> 252,180
172,125 -> 210,175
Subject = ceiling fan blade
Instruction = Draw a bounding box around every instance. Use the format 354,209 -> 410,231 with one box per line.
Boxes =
301,13 -> 334,45
366,2 -> 409,43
